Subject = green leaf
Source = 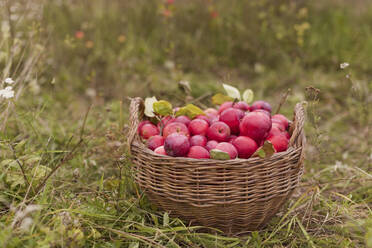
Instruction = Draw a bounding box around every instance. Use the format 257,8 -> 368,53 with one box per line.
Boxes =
253,140 -> 275,158
144,96 -> 158,117
242,89 -> 254,103
211,93 -> 234,105
210,149 -> 230,160
163,212 -> 169,227
175,104 -> 205,119
223,83 -> 241,100
153,100 -> 173,116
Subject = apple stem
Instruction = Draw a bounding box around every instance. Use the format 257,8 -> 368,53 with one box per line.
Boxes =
275,88 -> 291,114
232,98 -> 239,106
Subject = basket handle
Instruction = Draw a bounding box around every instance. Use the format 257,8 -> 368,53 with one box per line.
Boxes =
127,97 -> 144,151
289,101 -> 306,147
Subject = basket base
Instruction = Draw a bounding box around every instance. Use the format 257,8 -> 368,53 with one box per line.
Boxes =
145,190 -> 293,235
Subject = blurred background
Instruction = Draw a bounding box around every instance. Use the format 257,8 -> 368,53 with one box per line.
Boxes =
0,0 -> 371,247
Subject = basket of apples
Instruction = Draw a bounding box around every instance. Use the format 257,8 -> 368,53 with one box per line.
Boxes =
127,84 -> 305,234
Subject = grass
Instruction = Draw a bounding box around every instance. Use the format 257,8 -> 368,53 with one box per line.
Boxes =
0,0 -> 371,247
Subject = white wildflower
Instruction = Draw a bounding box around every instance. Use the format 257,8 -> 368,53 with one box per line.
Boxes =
19,217 -> 33,232
4,77 -> 14,84
340,62 -> 349,69
0,86 -> 14,99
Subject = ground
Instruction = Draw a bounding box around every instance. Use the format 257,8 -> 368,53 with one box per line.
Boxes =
0,0 -> 371,247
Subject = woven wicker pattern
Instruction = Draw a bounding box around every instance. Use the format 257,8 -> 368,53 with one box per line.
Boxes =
128,97 -> 305,234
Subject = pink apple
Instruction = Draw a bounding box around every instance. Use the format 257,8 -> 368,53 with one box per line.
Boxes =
187,146 -> 210,159
157,116 -> 175,130
209,115 -> 220,125
154,146 -> 167,155
218,101 -> 233,114
147,135 -> 165,150
138,120 -> 151,134
195,115 -> 210,125
249,100 -> 272,113
163,122 -> 190,138
175,115 -> 191,126
204,108 -> 218,116
233,101 -> 249,111
189,119 -> 209,136
215,142 -> 238,159
267,134 -> 289,152
232,136 -> 258,159
190,135 -> 207,147
207,121 -> 231,142
239,111 -> 272,143
206,140 -> 219,151
219,107 -> 244,134
164,133 -> 190,157
140,123 -> 160,139
272,114 -> 289,130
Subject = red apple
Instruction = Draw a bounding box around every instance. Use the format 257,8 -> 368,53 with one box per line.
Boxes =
272,114 -> 289,130
163,122 -> 190,138
283,131 -> 290,139
206,140 -> 219,151
252,109 -> 271,118
228,135 -> 238,144
147,135 -> 165,150
219,108 -> 244,134
195,115 -> 210,125
157,116 -> 175,130
138,120 -> 151,134
189,119 -> 209,136
207,121 -> 231,142
175,115 -> 191,126
154,146 -> 167,155
187,146 -> 210,159
232,136 -> 258,159
190,135 -> 207,147
272,122 -> 285,132
268,125 -> 283,137
140,123 -> 160,139
267,134 -> 289,152
218,101 -> 233,114
164,133 -> 190,157
215,142 -> 238,159
250,100 -> 272,113
233,101 -> 249,111
239,111 -> 271,143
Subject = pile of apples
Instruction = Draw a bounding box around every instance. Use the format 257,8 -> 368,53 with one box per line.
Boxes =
138,100 -> 290,159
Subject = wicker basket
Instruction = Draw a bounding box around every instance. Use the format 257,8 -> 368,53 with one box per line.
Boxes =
128,97 -> 305,234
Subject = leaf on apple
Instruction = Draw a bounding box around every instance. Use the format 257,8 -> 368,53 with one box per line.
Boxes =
144,96 -> 158,117
211,93 -> 234,105
242,89 -> 254,103
175,104 -> 205,119
153,100 -> 173,116
253,140 -> 275,158
223,83 -> 241,100
210,149 -> 230,160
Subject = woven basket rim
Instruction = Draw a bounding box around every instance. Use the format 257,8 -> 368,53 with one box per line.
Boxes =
132,139 -> 302,163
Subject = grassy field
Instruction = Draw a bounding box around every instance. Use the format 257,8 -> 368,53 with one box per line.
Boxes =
0,0 -> 371,247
